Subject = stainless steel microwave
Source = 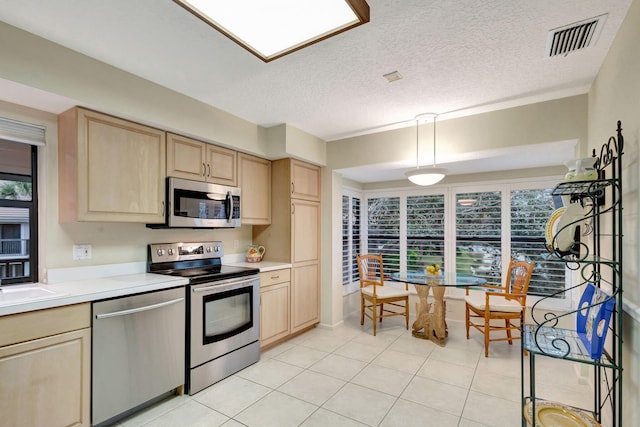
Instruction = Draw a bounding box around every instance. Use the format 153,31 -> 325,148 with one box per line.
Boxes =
151,177 -> 241,228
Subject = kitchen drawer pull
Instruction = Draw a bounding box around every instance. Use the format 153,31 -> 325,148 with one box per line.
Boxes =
95,297 -> 184,319
271,275 -> 280,280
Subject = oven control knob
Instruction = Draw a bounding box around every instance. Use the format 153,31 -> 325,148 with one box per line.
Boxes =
157,249 -> 165,257
213,246 -> 220,252
206,246 -> 212,253
167,248 -> 174,256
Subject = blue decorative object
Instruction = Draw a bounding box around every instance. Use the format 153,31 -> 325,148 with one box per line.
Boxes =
576,283 -> 615,359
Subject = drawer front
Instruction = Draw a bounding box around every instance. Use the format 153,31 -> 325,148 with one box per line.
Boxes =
260,269 -> 291,287
0,303 -> 91,347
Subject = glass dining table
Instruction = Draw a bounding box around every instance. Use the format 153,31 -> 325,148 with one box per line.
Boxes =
391,271 -> 487,346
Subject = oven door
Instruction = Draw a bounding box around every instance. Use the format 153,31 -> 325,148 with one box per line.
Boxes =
189,275 -> 260,368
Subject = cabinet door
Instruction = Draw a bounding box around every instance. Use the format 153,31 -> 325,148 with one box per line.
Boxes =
206,144 -> 237,185
167,133 -> 207,181
260,281 -> 290,346
291,263 -> 320,332
58,107 -> 166,223
291,200 -> 320,264
239,153 -> 271,224
0,328 -> 91,427
291,159 -> 321,201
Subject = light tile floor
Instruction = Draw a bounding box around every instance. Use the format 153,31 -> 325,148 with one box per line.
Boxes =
111,315 -> 593,427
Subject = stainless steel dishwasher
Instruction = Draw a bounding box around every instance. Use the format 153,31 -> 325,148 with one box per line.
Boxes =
92,286 -> 185,426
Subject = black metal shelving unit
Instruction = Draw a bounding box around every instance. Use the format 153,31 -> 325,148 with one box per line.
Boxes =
521,121 -> 624,426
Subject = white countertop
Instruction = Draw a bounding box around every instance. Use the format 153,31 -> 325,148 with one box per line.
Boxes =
0,260 -> 292,317
227,261 -> 292,272
0,273 -> 188,317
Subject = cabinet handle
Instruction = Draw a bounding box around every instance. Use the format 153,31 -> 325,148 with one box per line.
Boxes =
271,275 -> 280,280
291,204 -> 295,215
291,182 -> 294,194
207,163 -> 211,177
202,163 -> 206,177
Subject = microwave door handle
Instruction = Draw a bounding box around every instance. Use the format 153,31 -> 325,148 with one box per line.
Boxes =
225,191 -> 232,222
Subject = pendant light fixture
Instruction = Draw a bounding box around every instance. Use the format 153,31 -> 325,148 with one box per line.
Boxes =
405,113 -> 447,186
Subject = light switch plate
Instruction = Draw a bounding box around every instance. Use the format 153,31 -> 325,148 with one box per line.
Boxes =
73,244 -> 92,260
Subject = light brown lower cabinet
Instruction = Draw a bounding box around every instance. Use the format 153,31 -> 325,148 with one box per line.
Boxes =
0,304 -> 91,427
291,263 -> 320,333
260,269 -> 291,347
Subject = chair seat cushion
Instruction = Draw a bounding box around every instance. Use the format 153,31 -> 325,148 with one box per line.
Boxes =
465,293 -> 523,312
361,285 -> 409,299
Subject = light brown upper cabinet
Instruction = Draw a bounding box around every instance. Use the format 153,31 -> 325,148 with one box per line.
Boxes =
238,153 -> 271,224
166,133 -> 236,186
58,107 -> 166,223
290,159 -> 321,201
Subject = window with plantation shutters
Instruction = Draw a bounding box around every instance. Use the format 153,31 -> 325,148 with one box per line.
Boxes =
407,194 -> 445,271
351,178 -> 567,303
350,197 -> 361,281
342,193 -> 361,287
511,188 -> 566,297
455,191 -> 502,285
367,197 -> 400,275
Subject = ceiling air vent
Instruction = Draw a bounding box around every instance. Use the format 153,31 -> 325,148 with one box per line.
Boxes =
546,14 -> 607,57
383,71 -> 403,83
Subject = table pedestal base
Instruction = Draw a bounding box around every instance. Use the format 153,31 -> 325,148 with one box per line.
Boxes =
412,285 -> 447,346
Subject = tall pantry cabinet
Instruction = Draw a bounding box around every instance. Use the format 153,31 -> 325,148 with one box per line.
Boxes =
254,158 -> 321,335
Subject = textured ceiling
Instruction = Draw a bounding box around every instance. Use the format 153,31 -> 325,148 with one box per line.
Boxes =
0,0 -> 633,181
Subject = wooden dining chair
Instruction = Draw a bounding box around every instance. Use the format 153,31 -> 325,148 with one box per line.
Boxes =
356,253 -> 409,336
465,258 -> 535,357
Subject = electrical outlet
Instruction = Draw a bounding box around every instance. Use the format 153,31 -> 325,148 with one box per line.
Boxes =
73,244 -> 92,260
233,240 -> 239,249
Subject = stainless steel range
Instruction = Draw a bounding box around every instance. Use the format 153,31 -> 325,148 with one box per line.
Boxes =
148,241 -> 260,395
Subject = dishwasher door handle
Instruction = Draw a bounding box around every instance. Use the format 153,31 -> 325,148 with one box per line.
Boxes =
95,297 -> 184,320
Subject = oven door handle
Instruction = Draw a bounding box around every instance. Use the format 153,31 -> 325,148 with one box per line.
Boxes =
192,277 -> 256,293
95,297 -> 185,320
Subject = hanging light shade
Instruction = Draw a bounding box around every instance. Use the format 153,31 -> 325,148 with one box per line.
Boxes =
405,113 -> 447,186
406,167 -> 447,185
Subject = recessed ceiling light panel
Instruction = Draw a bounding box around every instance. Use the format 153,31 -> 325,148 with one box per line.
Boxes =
174,0 -> 370,62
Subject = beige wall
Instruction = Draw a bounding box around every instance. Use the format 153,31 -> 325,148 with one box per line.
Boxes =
0,23 -> 262,156
0,21 -> 326,165
266,124 -> 326,166
0,22 -> 327,278
362,165 -> 568,191
327,95 -> 588,171
588,0 -> 640,421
